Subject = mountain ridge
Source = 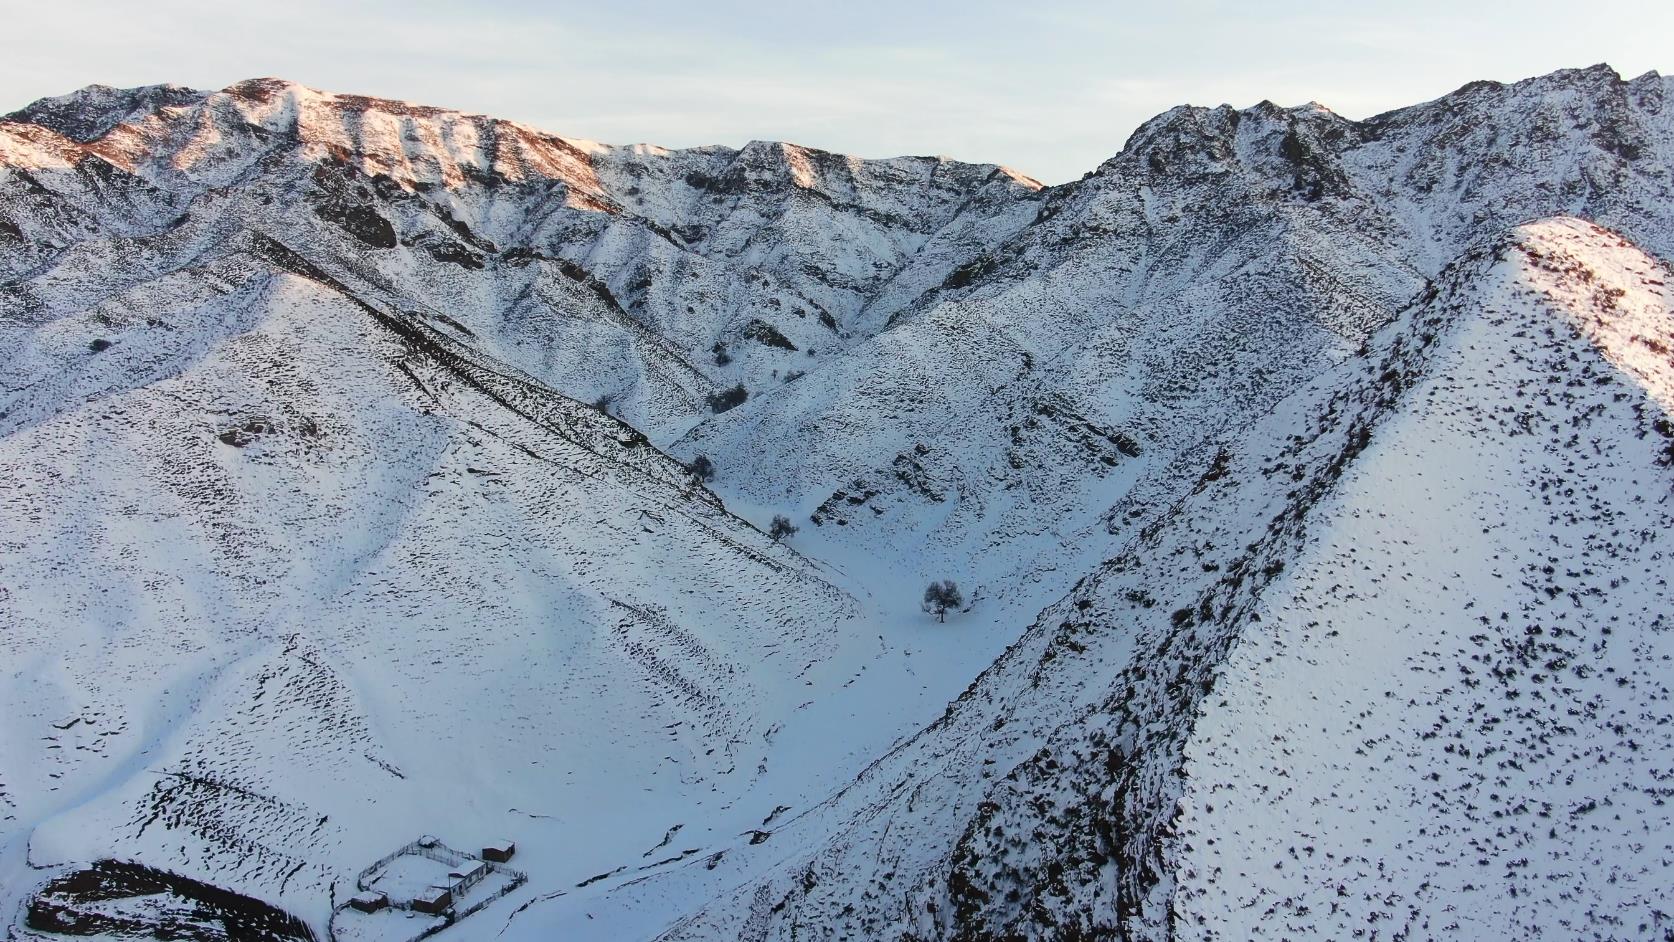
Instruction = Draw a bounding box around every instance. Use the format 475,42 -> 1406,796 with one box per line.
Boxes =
2,63 -> 1671,942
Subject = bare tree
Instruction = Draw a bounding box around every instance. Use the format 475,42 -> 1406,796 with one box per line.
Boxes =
922,580 -> 964,622
769,514 -> 799,541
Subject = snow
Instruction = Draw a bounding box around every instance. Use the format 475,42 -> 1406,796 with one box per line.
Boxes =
1173,219 -> 1674,940
2,65 -> 1673,942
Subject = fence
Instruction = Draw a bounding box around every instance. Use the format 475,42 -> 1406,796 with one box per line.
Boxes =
325,836 -> 528,942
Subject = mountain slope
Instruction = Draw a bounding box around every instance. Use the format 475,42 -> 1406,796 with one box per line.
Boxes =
0,219 -> 870,926
677,66 -> 1674,640
0,73 -> 1046,941
1170,217 -> 1674,941
561,218 -> 1671,942
1,66 -> 1672,942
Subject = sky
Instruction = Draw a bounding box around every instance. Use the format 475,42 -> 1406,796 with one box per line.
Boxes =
3,0 -> 1671,183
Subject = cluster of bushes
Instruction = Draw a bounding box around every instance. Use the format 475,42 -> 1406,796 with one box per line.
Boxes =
743,319 -> 798,351
707,384 -> 748,413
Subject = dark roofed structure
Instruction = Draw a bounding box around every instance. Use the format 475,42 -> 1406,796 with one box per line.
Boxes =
411,886 -> 451,915
349,891 -> 388,913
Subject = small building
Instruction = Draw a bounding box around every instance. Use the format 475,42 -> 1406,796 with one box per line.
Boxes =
411,886 -> 452,915
449,860 -> 488,884
481,840 -> 516,863
349,891 -> 388,913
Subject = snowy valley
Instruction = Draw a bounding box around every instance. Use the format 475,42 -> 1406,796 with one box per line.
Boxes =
1,64 -> 1671,941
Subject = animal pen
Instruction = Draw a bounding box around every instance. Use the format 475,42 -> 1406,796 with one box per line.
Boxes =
327,835 -> 527,942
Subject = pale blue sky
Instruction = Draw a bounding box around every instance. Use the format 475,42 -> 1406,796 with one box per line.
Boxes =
4,0 -> 1670,182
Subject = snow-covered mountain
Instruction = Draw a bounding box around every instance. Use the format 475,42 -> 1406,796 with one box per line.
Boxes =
2,64 -> 1671,942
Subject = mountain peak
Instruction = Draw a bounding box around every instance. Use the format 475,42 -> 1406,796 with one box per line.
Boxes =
5,80 -> 206,142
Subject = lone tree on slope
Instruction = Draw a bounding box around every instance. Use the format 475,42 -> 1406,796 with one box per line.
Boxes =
768,514 -> 799,541
922,580 -> 964,623
686,454 -> 716,481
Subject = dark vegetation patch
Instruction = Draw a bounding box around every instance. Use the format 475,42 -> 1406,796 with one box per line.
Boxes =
1276,127 -> 1344,201
308,161 -> 398,249
217,417 -> 277,447
811,478 -> 882,526
27,859 -> 315,941
312,199 -> 396,249
422,238 -> 484,269
891,446 -> 944,502
743,319 -> 798,351
671,224 -> 707,245
431,205 -> 497,253
1594,125 -> 1645,162
942,256 -> 996,291
706,383 -> 748,413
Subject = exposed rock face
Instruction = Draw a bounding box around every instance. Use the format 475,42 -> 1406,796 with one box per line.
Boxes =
2,64 -> 1671,942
